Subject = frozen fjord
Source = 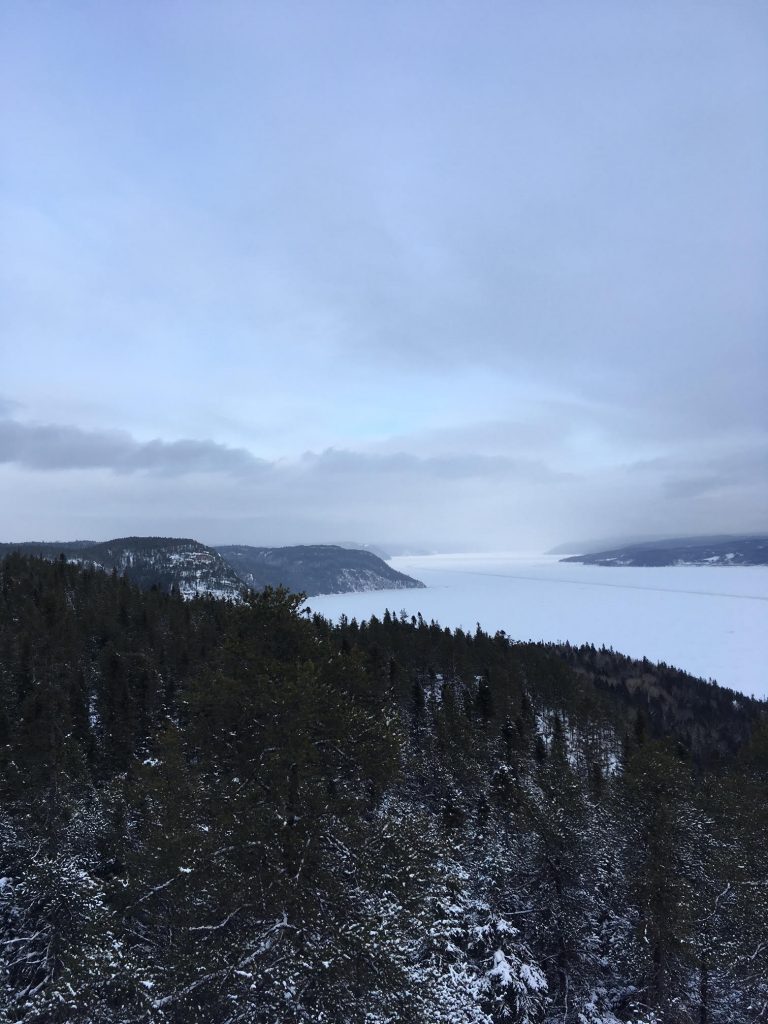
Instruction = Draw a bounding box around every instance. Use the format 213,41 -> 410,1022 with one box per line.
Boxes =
306,553 -> 768,700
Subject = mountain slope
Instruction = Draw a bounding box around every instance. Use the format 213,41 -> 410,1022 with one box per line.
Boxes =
561,534 -> 768,567
80,537 -> 245,598
0,538 -> 424,598
0,536 -> 245,599
0,555 -> 765,1023
217,543 -> 424,595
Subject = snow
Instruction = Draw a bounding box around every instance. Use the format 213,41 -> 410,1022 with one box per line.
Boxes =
306,553 -> 768,700
519,962 -> 547,992
490,948 -> 514,985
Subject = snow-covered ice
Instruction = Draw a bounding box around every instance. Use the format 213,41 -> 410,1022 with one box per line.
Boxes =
306,553 -> 768,700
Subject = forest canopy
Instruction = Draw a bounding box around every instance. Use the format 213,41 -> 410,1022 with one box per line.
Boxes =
0,554 -> 766,1023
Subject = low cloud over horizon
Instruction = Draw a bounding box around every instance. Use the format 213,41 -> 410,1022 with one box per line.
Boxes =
1,403 -> 765,552
1,2 -> 766,551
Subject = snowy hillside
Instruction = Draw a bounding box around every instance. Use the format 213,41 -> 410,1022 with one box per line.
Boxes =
0,539 -> 424,599
0,537 -> 245,600
561,535 -> 768,567
216,543 -> 424,595
0,555 -> 766,1023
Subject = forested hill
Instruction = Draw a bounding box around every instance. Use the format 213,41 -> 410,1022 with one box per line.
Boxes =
0,538 -> 424,598
561,534 -> 768,567
0,537 -> 245,600
216,543 -> 424,595
1,555 -> 766,1023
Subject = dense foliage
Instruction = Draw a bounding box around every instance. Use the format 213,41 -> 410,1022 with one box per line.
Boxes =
0,555 -> 766,1023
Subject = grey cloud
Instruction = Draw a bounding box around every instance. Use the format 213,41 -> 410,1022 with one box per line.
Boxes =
0,398 -> 22,418
1,406 -> 764,552
628,443 -> 768,487
0,417 -> 266,476
0,428 -> 764,551
299,447 -> 565,482
0,414 -> 566,486
663,476 -> 730,500
374,417 -> 576,460
661,448 -> 768,501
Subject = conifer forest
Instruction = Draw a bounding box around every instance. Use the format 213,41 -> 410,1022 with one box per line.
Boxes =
1,554 -> 766,1023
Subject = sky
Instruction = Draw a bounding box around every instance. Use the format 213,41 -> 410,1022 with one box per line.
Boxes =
1,1 -> 766,551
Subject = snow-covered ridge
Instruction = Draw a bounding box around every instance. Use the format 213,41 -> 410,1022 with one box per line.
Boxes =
0,537 -> 246,601
561,534 -> 768,568
216,543 -> 424,596
0,538 -> 425,600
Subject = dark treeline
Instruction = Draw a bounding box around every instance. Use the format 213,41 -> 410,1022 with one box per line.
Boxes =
0,554 -> 766,1023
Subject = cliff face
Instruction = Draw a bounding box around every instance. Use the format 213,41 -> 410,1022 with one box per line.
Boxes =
216,543 -> 425,595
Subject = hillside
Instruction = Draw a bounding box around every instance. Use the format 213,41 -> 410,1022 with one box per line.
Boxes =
0,554 -> 765,1023
561,534 -> 768,567
216,543 -> 424,595
0,537 -> 245,600
81,537 -> 246,599
0,539 -> 424,599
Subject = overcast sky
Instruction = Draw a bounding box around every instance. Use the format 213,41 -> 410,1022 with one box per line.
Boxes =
1,1 -> 766,551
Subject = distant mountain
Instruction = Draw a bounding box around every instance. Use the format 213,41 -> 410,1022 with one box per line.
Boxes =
0,537 -> 245,600
216,543 -> 425,595
547,535 -> 660,555
332,541 -> 393,560
0,538 -> 425,598
561,534 -> 768,567
332,541 -> 436,558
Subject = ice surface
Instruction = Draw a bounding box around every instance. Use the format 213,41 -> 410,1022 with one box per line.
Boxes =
306,553 -> 768,700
